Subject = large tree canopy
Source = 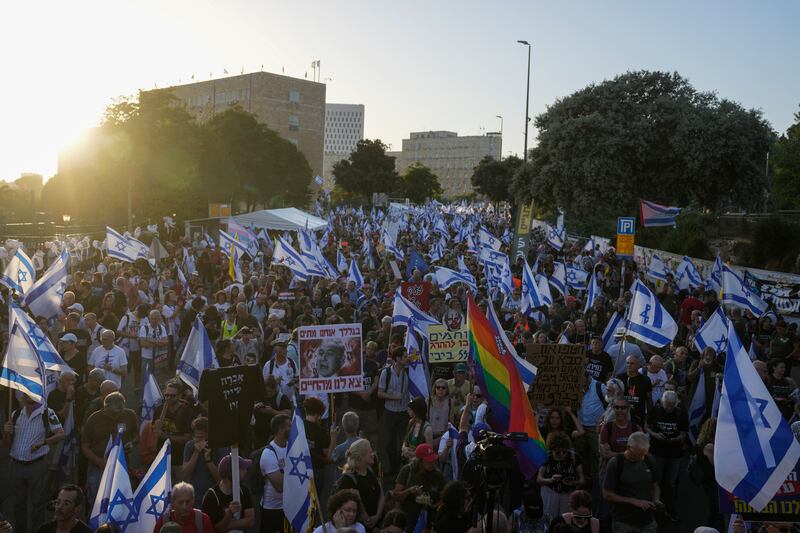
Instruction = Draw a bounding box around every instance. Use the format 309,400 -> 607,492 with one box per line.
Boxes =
511,71 -> 773,218
332,139 -> 398,201
400,163 -> 442,204
470,155 -> 522,204
771,106 -> 800,210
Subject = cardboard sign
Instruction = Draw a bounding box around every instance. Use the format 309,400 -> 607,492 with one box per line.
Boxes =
427,324 -> 469,363
400,281 -> 431,312
298,323 -> 363,394
527,344 -> 586,410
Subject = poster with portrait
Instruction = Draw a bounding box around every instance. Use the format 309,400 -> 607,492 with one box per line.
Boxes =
298,323 -> 363,394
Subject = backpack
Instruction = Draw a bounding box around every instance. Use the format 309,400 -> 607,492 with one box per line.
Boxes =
13,407 -> 53,438
248,444 -> 279,495
376,366 -> 406,417
613,452 -> 655,484
266,357 -> 297,376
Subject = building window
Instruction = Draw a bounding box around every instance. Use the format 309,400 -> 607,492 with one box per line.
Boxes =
289,115 -> 300,131
289,90 -> 300,103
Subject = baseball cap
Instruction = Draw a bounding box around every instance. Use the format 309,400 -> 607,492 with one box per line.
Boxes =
415,443 -> 438,463
471,422 -> 490,441
271,333 -> 291,346
67,303 -> 84,314
454,362 -> 468,373
60,333 -> 78,343
218,454 -> 253,479
614,326 -> 627,338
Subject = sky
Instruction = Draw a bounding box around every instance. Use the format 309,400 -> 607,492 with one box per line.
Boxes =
1,0 -> 798,181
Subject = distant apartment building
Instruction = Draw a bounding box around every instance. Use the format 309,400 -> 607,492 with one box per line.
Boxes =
322,103 -> 365,191
394,131 -> 502,198
148,72 -> 326,179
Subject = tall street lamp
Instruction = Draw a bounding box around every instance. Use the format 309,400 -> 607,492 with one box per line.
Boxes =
517,40 -> 531,163
496,115 -> 503,159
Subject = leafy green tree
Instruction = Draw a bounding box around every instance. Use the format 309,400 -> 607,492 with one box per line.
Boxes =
511,71 -> 773,223
332,139 -> 398,201
399,163 -> 442,203
771,106 -> 800,210
471,155 -> 522,204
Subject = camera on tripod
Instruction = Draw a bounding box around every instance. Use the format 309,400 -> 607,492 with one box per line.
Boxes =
463,430 -> 528,490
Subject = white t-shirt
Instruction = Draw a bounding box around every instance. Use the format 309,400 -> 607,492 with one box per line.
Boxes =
647,369 -> 668,404
89,344 -> 128,388
262,358 -> 297,400
313,523 -> 365,533
138,321 -> 168,361
117,312 -> 141,352
260,441 -> 287,509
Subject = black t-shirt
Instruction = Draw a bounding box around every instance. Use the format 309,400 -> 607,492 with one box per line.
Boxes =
585,351 -> 613,382
198,365 -> 264,448
201,484 -> 253,526
647,404 -> 688,458
304,420 -> 330,469
617,373 -> 652,423
47,388 -> 70,424
338,469 -> 382,516
348,358 -> 379,410
154,402 -> 195,465
36,520 -> 93,533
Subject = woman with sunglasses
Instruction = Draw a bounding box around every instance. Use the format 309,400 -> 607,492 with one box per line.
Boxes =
548,490 -> 599,532
537,433 -> 585,523
428,379 -> 451,449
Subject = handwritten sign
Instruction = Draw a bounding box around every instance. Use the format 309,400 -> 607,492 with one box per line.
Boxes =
427,324 -> 469,363
527,344 -> 586,411
400,281 -> 431,312
298,323 -> 363,394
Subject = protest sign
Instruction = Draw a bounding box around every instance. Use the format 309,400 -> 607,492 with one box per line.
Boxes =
198,365 -> 263,448
298,323 -> 363,394
400,281 -> 431,312
718,459 -> 800,520
527,344 -> 586,410
427,324 -> 469,363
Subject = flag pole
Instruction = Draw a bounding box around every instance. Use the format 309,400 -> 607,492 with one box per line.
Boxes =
7,290 -> 15,422
230,443 -> 241,506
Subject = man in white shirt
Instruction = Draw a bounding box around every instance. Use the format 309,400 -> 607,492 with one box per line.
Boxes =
88,330 -> 128,389
139,309 -> 169,378
260,414 -> 291,533
262,335 -> 297,401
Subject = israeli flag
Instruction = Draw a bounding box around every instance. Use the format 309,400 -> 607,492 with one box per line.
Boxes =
441,424 -> 461,479
59,402 -> 78,482
392,291 -> 441,337
721,264 -> 768,318
583,272 -> 601,313
675,256 -> 704,290
405,322 -> 429,399
550,261 -> 567,298
457,256 -> 473,281
132,440 -> 172,533
434,267 -> 477,292
465,235 -> 478,254
140,370 -> 164,435
126,234 -> 150,260
536,274 -> 554,308
89,432 -> 124,530
706,256 -> 723,292
0,322 -> 47,402
640,199 -> 681,228
1,249 -> 35,294
565,265 -> 589,291
348,258 -> 364,289
103,437 -> 136,532
297,230 -> 326,278
521,260 -> 546,315
694,306 -> 728,354
316,248 -> 339,280
625,279 -> 678,347
228,218 -> 259,257
545,222 -> 565,250
106,227 -> 139,263
714,322 -> 800,511
487,300 -> 537,390
688,368 -> 707,445
336,250 -> 348,274
499,255 -> 514,296
283,407 -> 316,533
272,237 -> 309,282
10,305 -> 69,371
646,255 -> 671,283
257,228 -> 273,248
176,316 -> 219,396
382,229 -> 405,260
219,230 -> 249,258
601,312 -> 624,353
479,226 -> 501,251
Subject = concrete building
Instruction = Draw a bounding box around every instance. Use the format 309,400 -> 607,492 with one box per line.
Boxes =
152,72 -> 326,179
394,131 -> 502,198
322,103 -> 364,191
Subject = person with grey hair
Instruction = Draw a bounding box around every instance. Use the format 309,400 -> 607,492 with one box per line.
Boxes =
316,340 -> 346,378
332,411 -> 360,469
87,329 -> 127,389
645,389 -> 687,523
603,432 -> 661,532
155,482 -> 214,532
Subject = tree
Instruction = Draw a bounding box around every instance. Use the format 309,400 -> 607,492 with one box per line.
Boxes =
399,163 -> 442,203
771,106 -> 800,210
510,71 -> 774,223
471,155 -> 522,204
332,139 -> 398,201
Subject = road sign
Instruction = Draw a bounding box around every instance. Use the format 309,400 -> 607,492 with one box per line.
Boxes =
616,217 -> 636,257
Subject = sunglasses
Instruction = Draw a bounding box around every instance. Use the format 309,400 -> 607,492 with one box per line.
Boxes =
435,386 -> 447,390
573,514 -> 592,521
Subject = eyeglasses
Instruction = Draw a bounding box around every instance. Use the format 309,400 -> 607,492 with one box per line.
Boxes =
613,405 -> 629,410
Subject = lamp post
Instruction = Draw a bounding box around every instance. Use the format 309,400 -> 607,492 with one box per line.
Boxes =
496,115 -> 503,160
517,40 -> 531,163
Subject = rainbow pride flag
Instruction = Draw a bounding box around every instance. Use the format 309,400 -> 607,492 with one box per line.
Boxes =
466,294 -> 547,477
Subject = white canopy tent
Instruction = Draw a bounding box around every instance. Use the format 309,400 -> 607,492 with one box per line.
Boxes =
231,207 -> 327,232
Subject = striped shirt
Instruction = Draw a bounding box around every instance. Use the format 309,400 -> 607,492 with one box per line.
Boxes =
10,405 -> 63,462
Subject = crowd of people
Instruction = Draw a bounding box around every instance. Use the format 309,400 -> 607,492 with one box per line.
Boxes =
0,202 -> 799,533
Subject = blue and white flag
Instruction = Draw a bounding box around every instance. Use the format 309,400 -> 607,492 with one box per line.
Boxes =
11,305 -> 69,372
382,229 -> 405,260
434,267 -> 477,292
336,250 -> 348,274
24,250 -> 69,320
583,272 -> 601,313
487,300 -> 537,390
601,312 -> 624,353
640,199 -> 681,228
715,322 -> 800,511
405,321 -> 429,399
443,424 -> 461,479
392,292 -> 441,337
479,226 -> 501,251
457,256 -> 473,279
565,265 -> 589,291
675,256 -> 704,291
103,436 -> 136,533
705,256 -> 723,293
550,261 -> 567,298
132,440 -> 172,533
412,510 -> 427,533
536,274 -> 553,308
688,368 -> 707,445
219,230 -> 249,258
257,228 -> 273,248
0,322 -> 47,402
646,255 -> 671,283
284,407 -> 317,533
228,218 -> 259,257
721,264 -> 768,318
272,237 -> 309,282
127,234 -> 150,260
625,279 -> 678,347
140,370 -> 164,435
499,255 -> 514,297
521,260 -> 546,315
694,306 -> 728,354
176,316 -> 218,395
348,258 -> 364,289
1,249 -> 35,295
59,401 -> 78,482
106,227 -> 139,263
545,222 -> 564,251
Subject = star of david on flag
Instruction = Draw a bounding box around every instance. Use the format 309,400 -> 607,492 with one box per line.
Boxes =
284,407 -> 317,533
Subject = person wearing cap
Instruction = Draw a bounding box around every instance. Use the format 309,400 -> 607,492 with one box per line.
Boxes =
263,333 -> 298,401
393,443 -> 444,528
607,326 -> 645,377
57,332 -> 87,384
59,313 -> 92,371
200,454 -> 255,532
447,362 -> 471,419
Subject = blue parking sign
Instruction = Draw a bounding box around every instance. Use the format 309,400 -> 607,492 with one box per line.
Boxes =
617,217 -> 636,235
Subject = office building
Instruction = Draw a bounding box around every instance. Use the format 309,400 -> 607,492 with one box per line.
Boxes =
322,103 -> 364,191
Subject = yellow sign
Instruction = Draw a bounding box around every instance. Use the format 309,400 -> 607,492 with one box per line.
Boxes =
617,233 -> 635,257
427,324 -> 469,363
209,203 -> 231,217
516,200 -> 535,234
